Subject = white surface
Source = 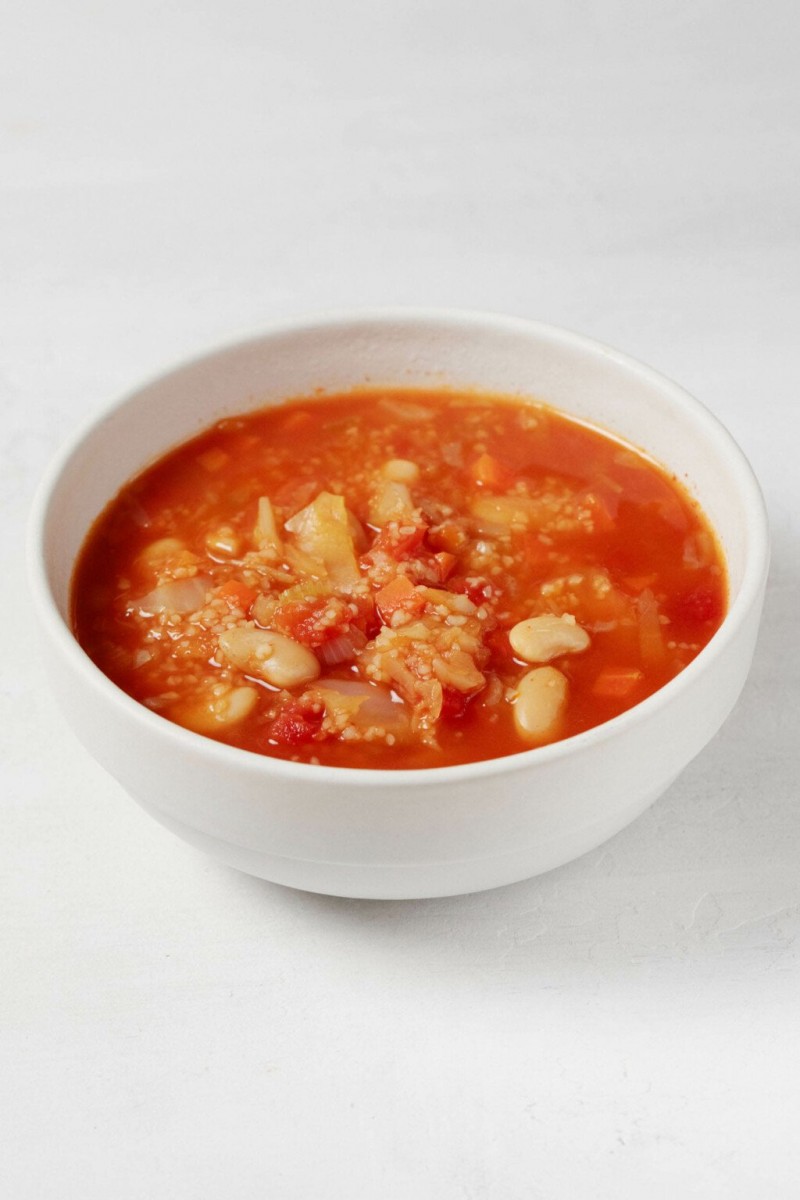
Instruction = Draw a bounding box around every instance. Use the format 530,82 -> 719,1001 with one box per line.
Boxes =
2,1 -> 799,1195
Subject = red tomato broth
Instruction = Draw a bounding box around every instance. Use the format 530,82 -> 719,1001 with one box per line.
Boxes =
71,389 -> 727,769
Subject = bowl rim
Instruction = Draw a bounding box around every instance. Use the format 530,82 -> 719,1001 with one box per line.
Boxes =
27,307 -> 771,791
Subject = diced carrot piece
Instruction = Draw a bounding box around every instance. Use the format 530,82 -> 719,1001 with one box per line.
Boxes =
427,521 -> 469,554
433,552 -> 457,582
217,579 -> 257,612
592,667 -> 644,698
375,575 -> 423,622
469,453 -> 513,490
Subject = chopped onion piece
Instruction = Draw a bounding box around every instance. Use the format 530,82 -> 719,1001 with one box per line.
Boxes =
133,576 -> 210,615
314,678 -> 408,731
368,479 -> 415,527
317,632 -> 366,667
254,496 -> 282,555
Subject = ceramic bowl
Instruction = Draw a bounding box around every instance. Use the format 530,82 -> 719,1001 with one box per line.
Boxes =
28,311 -> 769,898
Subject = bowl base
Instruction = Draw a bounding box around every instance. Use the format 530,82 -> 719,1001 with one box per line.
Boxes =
135,780 -> 676,899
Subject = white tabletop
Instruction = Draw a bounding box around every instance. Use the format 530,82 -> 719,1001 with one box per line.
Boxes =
3,2 -> 799,1196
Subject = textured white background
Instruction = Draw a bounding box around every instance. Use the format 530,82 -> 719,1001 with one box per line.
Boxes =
3,2 -> 799,1196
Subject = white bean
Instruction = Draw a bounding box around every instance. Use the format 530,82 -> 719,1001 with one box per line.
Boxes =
181,685 -> 259,733
137,537 -> 185,568
205,525 -> 242,557
512,666 -> 568,742
509,613 -> 590,663
211,685 -> 260,725
218,627 -> 320,689
382,458 -> 420,484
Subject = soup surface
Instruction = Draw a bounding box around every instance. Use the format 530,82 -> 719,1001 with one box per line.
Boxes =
72,389 -> 726,769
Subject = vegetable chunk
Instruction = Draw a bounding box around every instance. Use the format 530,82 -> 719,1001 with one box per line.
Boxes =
284,492 -> 360,587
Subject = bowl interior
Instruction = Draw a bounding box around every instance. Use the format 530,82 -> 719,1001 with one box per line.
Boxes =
39,313 -> 764,638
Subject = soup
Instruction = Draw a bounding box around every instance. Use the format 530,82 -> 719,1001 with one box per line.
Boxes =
71,389 -> 726,769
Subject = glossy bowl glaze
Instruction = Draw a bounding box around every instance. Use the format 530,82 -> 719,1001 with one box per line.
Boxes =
28,311 -> 769,898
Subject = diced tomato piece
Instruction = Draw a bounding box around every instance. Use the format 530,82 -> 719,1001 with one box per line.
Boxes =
272,596 -> 351,647
217,579 -> 257,612
448,575 -> 493,606
484,626 -> 515,665
367,528 -> 458,590
272,600 -> 325,645
367,519 -> 428,562
440,688 -> 472,720
392,524 -> 428,557
269,701 -> 323,745
592,667 -> 644,698
469,453 -> 514,490
362,601 -> 382,640
273,592 -> 376,647
672,584 -> 724,626
353,592 -> 378,635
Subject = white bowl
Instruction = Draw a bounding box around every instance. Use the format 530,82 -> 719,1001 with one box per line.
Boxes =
28,311 -> 769,898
